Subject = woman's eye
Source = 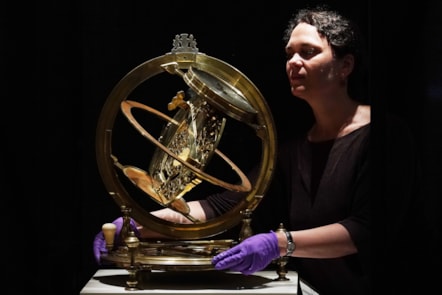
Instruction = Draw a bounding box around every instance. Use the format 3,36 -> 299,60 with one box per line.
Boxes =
302,48 -> 316,57
286,48 -> 317,61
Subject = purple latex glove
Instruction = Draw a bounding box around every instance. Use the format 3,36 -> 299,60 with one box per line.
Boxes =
93,217 -> 139,264
211,231 -> 280,275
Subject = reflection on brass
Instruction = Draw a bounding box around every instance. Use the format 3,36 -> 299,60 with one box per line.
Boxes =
102,239 -> 235,271
95,33 -> 278,280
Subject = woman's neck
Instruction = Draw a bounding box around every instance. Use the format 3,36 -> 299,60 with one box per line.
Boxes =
308,99 -> 370,142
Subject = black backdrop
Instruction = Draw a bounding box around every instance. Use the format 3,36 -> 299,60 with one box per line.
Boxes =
3,1 -> 441,294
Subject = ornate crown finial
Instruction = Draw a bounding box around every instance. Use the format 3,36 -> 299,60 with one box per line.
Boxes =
171,33 -> 199,53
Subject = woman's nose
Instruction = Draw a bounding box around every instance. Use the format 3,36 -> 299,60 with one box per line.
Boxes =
288,54 -> 303,66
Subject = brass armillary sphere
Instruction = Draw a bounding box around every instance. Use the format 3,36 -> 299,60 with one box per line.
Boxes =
95,33 -> 277,276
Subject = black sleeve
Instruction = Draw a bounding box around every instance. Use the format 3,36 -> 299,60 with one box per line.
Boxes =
199,166 -> 260,219
199,164 -> 285,234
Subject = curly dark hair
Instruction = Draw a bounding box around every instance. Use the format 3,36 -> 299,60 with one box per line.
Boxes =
283,4 -> 368,103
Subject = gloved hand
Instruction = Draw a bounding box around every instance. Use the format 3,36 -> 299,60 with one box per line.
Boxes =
211,231 -> 280,275
93,217 -> 139,264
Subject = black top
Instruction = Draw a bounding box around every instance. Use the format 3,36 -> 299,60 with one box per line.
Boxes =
202,124 -> 371,294
202,113 -> 427,295
275,124 -> 371,295
201,124 -> 370,294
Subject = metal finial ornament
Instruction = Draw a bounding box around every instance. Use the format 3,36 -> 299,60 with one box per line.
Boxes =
239,209 -> 254,242
171,33 -> 199,53
125,231 -> 141,290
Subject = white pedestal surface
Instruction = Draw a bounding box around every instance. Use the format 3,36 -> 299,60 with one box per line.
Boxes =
80,268 -> 318,295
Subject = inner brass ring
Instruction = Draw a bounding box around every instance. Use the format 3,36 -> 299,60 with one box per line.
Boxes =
121,100 -> 252,192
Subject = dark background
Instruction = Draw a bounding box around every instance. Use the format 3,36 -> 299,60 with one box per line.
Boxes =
3,1 -> 441,294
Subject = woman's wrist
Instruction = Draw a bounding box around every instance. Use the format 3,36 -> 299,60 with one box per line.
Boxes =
283,230 -> 295,256
276,229 -> 296,257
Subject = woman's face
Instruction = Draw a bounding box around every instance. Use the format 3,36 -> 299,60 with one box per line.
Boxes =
285,22 -> 344,101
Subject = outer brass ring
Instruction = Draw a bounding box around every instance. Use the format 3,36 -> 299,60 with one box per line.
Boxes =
96,51 -> 277,239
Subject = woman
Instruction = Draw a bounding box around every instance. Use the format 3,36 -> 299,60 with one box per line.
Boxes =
211,5 -> 371,295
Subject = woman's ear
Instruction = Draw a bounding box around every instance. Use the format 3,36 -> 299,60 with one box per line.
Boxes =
341,54 -> 355,78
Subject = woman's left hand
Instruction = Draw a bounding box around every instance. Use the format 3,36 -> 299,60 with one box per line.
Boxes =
211,232 -> 280,275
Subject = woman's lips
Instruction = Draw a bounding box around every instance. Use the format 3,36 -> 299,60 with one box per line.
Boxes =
290,75 -> 304,85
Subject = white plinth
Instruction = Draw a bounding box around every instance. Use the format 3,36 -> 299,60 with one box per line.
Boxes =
79,268 -> 319,295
